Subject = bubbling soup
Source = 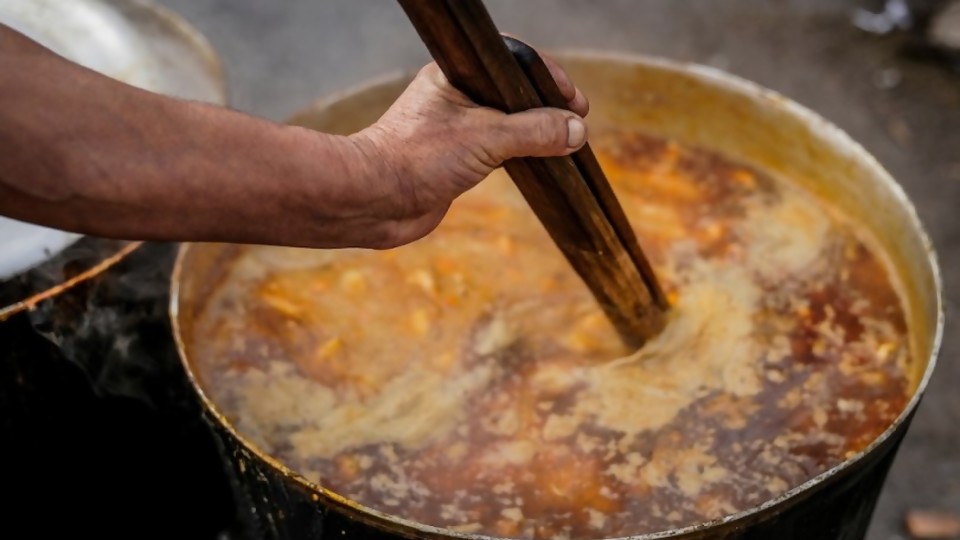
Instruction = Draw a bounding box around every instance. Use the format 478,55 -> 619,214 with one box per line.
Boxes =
190,132 -> 912,539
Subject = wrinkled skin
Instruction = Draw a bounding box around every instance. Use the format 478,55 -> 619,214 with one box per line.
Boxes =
0,23 -> 588,249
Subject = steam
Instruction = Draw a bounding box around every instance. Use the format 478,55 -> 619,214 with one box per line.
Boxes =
21,240 -> 188,410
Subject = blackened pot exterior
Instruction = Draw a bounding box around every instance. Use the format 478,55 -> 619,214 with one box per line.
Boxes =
172,54 -> 943,540
205,405 -> 913,540
0,243 -> 236,539
0,3 -> 232,537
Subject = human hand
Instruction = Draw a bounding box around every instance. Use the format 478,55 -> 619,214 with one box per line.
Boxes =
350,54 -> 589,248
0,22 -> 588,252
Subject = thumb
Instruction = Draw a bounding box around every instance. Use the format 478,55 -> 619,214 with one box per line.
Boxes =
487,108 -> 587,161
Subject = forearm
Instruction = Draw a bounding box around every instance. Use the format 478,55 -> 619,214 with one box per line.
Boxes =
0,24 -> 393,248
0,24 -> 587,250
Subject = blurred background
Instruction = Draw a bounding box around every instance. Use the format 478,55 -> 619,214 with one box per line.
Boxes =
0,1 -> 955,539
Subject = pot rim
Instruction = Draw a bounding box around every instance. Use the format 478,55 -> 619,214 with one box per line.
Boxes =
170,50 -> 944,540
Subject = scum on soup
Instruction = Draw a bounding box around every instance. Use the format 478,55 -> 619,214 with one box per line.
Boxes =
190,132 -> 912,539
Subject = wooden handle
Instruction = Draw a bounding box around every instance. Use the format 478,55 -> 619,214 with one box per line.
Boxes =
503,36 -> 669,310
397,0 -> 667,347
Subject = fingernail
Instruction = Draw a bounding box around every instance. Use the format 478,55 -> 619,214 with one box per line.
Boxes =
567,117 -> 586,148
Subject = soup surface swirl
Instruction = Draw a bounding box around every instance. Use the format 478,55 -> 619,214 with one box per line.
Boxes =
191,132 -> 911,539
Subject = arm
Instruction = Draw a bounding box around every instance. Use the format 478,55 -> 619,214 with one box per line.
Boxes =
0,24 -> 588,249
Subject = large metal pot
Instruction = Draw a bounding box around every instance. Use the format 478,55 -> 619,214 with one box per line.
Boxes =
171,53 -> 943,540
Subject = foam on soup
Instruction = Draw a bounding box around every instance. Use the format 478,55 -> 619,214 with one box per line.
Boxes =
190,132 -> 912,539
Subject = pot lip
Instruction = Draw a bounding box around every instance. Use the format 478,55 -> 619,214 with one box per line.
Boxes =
170,49 -> 944,540
125,0 -> 230,104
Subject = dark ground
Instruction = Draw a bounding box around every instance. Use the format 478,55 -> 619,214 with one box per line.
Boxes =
154,1 -> 960,538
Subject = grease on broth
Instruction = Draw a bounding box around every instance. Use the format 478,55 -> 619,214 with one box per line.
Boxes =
191,132 -> 911,539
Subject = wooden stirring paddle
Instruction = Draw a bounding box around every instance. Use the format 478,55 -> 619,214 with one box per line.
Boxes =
398,0 -> 669,348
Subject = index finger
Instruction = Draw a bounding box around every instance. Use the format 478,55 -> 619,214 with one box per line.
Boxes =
536,51 -> 590,117
500,33 -> 590,117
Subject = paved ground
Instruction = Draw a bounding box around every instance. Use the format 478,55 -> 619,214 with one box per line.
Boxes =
156,1 -> 960,538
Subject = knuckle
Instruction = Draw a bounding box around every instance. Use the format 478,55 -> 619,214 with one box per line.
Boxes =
535,113 -> 565,149
418,62 -> 438,77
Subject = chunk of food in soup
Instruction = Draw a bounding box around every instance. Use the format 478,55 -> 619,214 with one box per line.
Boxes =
191,132 -> 912,539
